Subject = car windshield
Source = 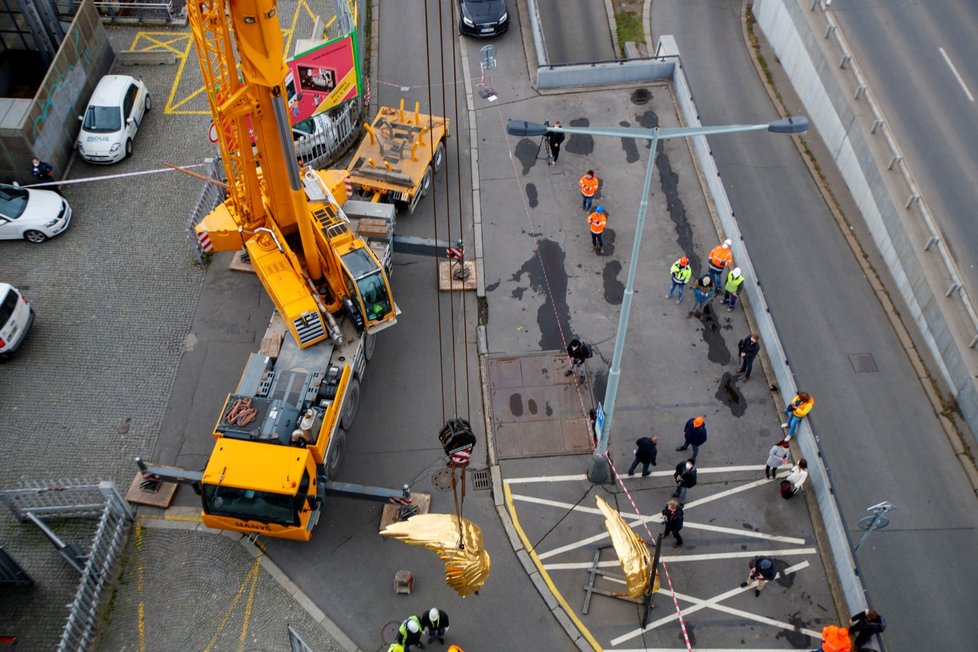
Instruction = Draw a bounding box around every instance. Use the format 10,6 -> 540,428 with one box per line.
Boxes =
83,105 -> 122,132
293,118 -> 316,138
0,185 -> 29,219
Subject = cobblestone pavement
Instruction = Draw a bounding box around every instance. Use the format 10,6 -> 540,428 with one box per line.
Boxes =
95,523 -> 347,652
0,4 -> 351,650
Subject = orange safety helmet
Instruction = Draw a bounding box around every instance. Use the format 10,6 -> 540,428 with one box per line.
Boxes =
679,256 -> 689,266
447,646 -> 464,652
693,416 -> 704,427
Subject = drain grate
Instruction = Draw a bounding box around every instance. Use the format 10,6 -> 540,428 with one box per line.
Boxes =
470,468 -> 491,490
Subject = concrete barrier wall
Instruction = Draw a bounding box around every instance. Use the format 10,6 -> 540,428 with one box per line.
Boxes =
537,60 -> 675,90
754,0 -> 978,450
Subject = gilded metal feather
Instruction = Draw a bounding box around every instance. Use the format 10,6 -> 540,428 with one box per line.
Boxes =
595,495 -> 653,598
381,513 -> 490,597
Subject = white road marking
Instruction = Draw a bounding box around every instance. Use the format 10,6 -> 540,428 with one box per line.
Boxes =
505,465 -> 767,484
940,47 -> 975,102
610,562 -> 813,646
543,547 -> 817,570
683,522 -> 806,544
529,477 -> 783,560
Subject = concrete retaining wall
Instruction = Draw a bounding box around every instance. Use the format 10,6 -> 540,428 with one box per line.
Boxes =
754,0 -> 978,450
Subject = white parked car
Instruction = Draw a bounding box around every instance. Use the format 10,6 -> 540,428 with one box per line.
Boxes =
0,283 -> 34,359
76,74 -> 151,164
0,183 -> 72,243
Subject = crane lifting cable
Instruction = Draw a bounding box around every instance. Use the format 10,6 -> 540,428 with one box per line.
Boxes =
438,417 -> 476,542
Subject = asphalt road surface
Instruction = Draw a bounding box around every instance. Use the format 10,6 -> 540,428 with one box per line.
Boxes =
651,1 -> 978,650
832,0 -> 978,295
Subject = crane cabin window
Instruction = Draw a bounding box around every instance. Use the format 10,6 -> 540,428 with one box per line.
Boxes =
203,483 -> 301,527
341,249 -> 392,320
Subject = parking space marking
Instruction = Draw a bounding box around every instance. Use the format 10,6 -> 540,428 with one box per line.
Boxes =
130,31 -> 189,56
610,562 -> 817,647
524,475 -> 787,560
507,466 -> 767,485
544,547 -> 818,570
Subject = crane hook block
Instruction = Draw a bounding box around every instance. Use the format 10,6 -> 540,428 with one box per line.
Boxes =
439,417 -> 476,467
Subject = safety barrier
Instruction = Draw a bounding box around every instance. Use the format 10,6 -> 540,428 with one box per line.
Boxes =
78,0 -> 186,25
0,480 -> 133,652
185,157 -> 226,265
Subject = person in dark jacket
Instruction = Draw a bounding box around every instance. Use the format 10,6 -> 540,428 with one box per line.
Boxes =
661,499 -> 684,547
740,556 -> 777,597
565,338 -> 590,382
737,333 -> 761,380
421,607 -> 450,644
672,458 -> 697,501
627,435 -> 659,476
676,416 -> 707,460
848,608 -> 885,648
546,122 -> 565,166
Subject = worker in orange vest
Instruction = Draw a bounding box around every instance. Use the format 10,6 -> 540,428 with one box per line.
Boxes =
587,206 -> 607,254
814,624 -> 851,652
707,239 -> 733,287
579,169 -> 599,211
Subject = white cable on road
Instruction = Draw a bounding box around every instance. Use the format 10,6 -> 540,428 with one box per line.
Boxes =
24,162 -> 208,189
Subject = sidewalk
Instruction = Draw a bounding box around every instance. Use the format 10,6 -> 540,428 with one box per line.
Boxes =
473,6 -> 837,649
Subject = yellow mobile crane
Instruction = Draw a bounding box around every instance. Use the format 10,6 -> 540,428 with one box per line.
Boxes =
133,0 -> 440,542
190,0 -> 396,347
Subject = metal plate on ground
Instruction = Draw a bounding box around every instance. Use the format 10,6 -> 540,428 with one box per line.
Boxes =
432,468 -> 453,491
848,352 -> 879,373
487,353 -> 593,459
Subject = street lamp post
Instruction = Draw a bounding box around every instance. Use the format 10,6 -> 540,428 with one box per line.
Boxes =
507,116 -> 809,484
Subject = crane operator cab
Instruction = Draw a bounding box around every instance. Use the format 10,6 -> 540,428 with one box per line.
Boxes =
340,246 -> 395,332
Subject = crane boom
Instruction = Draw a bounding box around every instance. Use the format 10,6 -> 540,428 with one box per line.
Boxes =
188,0 -> 397,346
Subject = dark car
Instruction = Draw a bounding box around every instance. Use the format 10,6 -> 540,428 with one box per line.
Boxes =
458,0 -> 509,37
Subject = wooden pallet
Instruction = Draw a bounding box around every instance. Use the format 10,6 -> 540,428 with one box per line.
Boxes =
438,261 -> 477,292
379,492 -> 431,532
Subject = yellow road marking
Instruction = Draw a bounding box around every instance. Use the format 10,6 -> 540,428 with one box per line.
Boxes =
204,554 -> 263,652
131,32 -> 188,55
135,522 -> 146,652
503,482 -> 602,652
237,556 -> 262,652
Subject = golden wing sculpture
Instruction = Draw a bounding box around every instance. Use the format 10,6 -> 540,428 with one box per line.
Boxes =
381,513 -> 490,597
595,495 -> 653,598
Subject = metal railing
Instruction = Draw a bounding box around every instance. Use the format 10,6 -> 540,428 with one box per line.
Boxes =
0,480 -> 133,652
185,157 -> 227,264
74,0 -> 186,24
294,100 -> 361,170
809,0 -> 978,347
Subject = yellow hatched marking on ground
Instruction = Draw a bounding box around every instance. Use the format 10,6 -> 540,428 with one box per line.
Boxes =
203,554 -> 264,652
237,557 -> 262,652
130,31 -> 188,55
128,28 -> 296,116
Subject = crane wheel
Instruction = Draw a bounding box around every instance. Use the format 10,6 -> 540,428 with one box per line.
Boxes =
432,142 -> 446,171
420,165 -> 433,197
326,428 -> 346,477
340,378 -> 361,430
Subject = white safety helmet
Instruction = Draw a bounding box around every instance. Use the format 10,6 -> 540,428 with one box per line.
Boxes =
723,239 -> 732,247
731,267 -> 742,278
429,608 -> 439,622
407,619 -> 419,633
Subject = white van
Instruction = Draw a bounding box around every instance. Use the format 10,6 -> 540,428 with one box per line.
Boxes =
76,75 -> 151,164
0,283 -> 34,359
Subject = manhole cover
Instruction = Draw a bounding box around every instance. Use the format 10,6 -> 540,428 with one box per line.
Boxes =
631,88 -> 652,105
848,353 -> 879,373
470,468 -> 491,490
381,621 -> 400,644
432,468 -> 453,491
